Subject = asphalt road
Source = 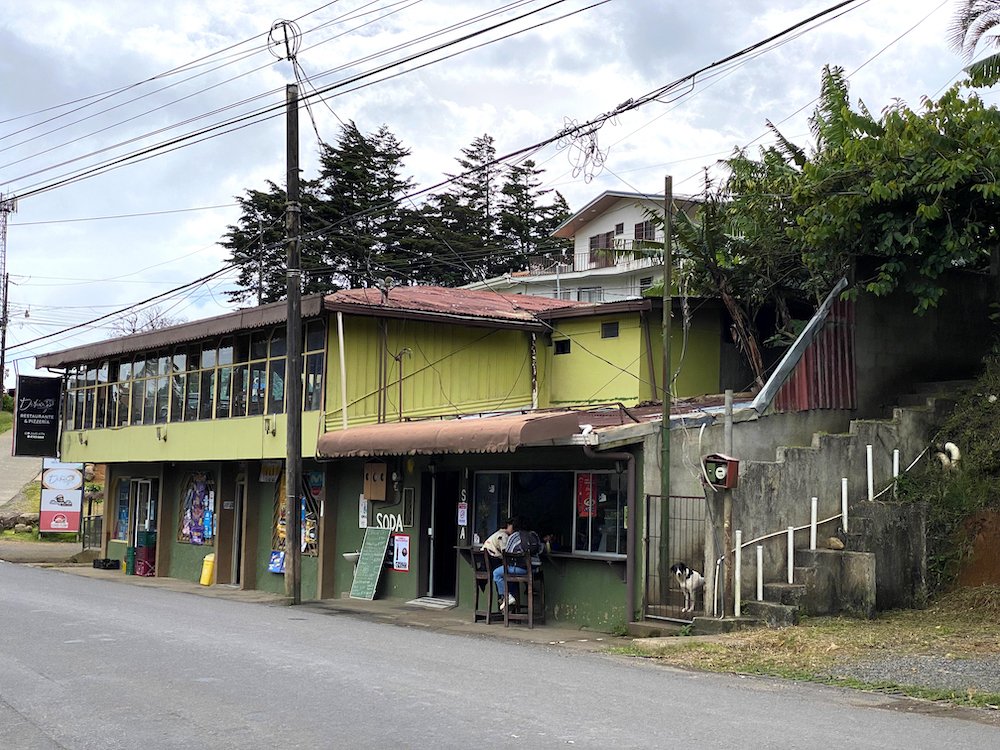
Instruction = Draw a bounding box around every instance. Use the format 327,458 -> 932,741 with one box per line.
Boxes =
1,563 -> 996,750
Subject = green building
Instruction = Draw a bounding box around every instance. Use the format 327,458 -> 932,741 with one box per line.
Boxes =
36,285 -> 728,632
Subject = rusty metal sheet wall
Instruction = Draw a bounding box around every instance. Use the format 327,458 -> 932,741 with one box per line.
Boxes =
775,299 -> 856,412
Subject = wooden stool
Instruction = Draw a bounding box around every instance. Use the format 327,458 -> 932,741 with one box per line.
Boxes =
501,550 -> 545,628
473,549 -> 501,623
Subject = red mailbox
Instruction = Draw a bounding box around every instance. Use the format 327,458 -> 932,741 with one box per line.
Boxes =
704,453 -> 739,490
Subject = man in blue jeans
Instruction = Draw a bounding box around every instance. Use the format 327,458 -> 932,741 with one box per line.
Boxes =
492,518 -> 546,610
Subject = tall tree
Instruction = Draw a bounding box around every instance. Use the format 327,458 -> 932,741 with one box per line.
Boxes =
499,160 -> 571,260
314,122 -> 415,288
219,181 -> 333,305
949,0 -> 1000,85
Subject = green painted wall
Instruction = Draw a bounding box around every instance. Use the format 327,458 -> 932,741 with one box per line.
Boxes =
60,412 -> 323,465
546,308 -> 721,406
329,457 -> 423,601
325,316 -> 535,430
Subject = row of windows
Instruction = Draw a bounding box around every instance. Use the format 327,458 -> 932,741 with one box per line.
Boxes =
472,470 -> 626,558
587,221 -> 657,251
65,323 -> 326,431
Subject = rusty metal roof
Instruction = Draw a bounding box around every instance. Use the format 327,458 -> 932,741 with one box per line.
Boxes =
316,411 -> 583,458
324,286 -> 583,329
35,294 -> 327,369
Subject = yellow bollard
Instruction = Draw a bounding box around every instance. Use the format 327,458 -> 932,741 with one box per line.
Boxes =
199,553 -> 215,586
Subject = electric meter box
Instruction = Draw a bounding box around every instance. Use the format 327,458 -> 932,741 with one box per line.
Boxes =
704,453 -> 739,490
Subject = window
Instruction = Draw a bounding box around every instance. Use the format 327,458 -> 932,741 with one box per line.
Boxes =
471,470 -> 624,557
578,287 -> 602,303
588,231 -> 615,266
574,472 -> 625,555
601,321 -> 619,339
63,321 -> 326,429
639,276 -> 654,293
614,222 -> 624,235
554,339 -> 571,355
634,220 -> 656,242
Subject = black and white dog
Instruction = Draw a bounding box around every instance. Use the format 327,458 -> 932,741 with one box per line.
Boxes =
670,562 -> 705,614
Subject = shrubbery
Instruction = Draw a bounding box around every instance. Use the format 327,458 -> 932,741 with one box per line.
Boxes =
897,355 -> 1000,592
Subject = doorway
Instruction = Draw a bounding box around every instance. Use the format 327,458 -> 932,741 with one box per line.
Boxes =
426,471 -> 460,599
130,479 -> 156,543
232,479 -> 246,586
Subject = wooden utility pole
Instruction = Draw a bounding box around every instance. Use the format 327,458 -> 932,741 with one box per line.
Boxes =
723,389 -> 734,616
660,177 -> 672,498
0,273 -> 8,396
284,83 -> 303,604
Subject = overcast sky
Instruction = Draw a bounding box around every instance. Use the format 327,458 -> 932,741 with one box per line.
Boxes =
0,0 -> 981,385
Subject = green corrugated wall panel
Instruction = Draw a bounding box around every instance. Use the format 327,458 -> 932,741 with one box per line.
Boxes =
326,315 -> 534,428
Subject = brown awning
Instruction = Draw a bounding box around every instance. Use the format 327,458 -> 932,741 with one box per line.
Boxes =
316,411 -> 582,458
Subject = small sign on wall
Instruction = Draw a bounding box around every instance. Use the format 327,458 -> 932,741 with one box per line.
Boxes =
457,501 -> 468,526
359,494 -> 368,528
392,534 -> 410,572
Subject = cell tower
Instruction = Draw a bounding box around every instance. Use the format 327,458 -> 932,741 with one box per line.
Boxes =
0,193 -> 16,391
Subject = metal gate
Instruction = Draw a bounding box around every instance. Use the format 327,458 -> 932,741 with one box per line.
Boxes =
81,515 -> 103,549
644,494 -> 705,622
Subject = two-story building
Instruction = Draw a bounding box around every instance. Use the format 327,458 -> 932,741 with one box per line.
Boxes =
463,190 -> 699,303
35,284 -> 733,631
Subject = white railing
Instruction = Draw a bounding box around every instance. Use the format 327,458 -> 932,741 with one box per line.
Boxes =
714,442 -> 931,618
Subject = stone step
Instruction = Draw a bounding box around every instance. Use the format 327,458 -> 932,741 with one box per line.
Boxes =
690,616 -> 762,635
627,621 -> 686,638
741,600 -> 799,628
763,581 -> 807,606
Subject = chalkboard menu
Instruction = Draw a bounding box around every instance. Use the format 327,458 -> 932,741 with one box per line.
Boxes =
350,527 -> 392,600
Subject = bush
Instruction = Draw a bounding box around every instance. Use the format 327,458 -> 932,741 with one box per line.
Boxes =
897,354 -> 1000,593
1,392 -> 11,412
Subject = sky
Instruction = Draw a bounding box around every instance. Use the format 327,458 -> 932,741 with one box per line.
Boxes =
0,0 -> 984,386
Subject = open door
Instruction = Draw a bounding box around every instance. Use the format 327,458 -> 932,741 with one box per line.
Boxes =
425,471 -> 460,599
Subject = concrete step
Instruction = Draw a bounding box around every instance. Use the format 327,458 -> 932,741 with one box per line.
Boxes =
763,582 -> 807,606
742,600 -> 799,628
627,621 -> 686,638
691,616 -> 762,635
911,379 -> 975,394
793,565 -> 817,586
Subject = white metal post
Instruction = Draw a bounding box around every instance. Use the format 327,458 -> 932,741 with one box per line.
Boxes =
893,449 -> 900,498
734,530 -> 742,618
810,497 -> 818,550
756,544 -> 763,601
787,526 -> 794,584
841,477 -> 849,533
866,444 -> 874,502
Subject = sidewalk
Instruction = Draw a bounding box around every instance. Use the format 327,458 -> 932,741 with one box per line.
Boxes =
0,430 -> 42,507
46,563 -> 632,651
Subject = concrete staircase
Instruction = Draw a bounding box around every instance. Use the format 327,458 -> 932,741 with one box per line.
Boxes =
688,381 -> 964,633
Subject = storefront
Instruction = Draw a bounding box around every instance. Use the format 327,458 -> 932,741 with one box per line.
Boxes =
318,411 -> 642,632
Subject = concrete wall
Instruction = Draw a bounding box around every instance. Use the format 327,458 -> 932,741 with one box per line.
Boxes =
854,269 -> 993,417
850,501 -> 928,610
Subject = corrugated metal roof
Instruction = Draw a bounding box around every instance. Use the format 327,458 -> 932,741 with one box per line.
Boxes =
323,286 -> 583,328
316,410 -> 583,458
35,294 -> 326,369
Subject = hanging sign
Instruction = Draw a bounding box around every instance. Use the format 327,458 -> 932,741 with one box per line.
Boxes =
577,473 -> 596,518
13,375 -> 61,458
39,459 -> 84,533
457,501 -> 468,526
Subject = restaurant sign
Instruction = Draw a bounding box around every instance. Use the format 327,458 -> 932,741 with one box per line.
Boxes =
40,458 -> 84,533
13,375 -> 62,458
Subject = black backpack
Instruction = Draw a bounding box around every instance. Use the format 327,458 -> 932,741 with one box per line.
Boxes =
508,530 -> 542,556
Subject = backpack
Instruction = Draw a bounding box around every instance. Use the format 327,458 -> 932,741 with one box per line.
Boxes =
508,530 -> 542,557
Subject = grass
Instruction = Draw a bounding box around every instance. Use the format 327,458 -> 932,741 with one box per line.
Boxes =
0,410 -> 11,434
615,587 -> 1000,709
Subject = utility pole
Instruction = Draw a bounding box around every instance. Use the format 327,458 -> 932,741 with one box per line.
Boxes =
284,84 -> 303,604
0,194 -> 16,397
660,177 -> 672,498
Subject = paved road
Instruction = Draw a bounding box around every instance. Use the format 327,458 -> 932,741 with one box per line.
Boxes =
0,563 -> 996,749
0,430 -> 41,508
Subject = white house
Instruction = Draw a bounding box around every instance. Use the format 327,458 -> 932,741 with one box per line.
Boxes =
464,190 -> 698,302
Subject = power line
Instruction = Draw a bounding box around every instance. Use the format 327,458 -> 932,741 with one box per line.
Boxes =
10,203 -> 238,227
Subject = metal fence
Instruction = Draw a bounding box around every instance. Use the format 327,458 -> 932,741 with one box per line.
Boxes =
81,515 -> 103,549
645,494 -> 706,622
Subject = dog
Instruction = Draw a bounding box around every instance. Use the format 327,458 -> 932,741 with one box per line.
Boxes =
670,562 -> 705,614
